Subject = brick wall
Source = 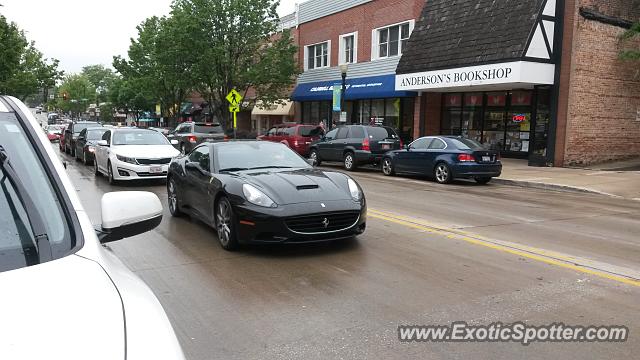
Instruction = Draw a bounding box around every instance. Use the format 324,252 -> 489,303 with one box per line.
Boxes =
298,0 -> 424,68
563,0 -> 640,166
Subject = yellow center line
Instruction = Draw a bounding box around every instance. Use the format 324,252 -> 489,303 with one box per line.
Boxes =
368,210 -> 640,288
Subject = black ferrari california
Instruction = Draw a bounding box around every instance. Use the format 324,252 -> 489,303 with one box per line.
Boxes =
167,141 -> 367,250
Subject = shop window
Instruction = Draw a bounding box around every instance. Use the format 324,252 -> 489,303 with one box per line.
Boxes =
400,97 -> 414,143
385,98 -> 400,129
306,41 -> 329,70
357,99 -> 371,124
511,91 -> 532,106
444,94 -> 461,107
374,21 -> 414,59
370,99 -> 385,125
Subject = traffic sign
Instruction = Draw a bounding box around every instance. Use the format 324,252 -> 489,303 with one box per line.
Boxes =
226,89 -> 243,106
229,105 -> 240,113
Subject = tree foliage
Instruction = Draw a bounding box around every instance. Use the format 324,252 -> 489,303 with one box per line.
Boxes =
0,15 -> 63,101
170,0 -> 298,129
112,0 -> 298,129
620,22 -> 640,62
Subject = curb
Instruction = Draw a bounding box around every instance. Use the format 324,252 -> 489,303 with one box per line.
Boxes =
492,178 -> 623,199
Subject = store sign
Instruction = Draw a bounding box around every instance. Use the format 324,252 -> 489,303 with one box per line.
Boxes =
396,61 -> 555,91
512,114 -> 527,123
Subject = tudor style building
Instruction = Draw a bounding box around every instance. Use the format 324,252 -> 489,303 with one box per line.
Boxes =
396,0 -> 640,166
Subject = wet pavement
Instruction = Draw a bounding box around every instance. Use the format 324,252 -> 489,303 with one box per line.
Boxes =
61,151 -> 640,360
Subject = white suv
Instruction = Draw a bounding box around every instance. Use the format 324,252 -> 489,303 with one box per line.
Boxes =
0,96 -> 185,360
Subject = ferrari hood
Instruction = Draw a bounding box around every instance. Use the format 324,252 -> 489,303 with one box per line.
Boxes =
241,168 -> 353,205
0,255 -> 125,360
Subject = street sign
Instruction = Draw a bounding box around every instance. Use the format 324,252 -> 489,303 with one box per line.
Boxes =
226,89 -> 243,106
229,105 -> 239,113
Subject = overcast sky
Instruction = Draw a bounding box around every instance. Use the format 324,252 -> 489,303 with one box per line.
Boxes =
1,0 -> 299,74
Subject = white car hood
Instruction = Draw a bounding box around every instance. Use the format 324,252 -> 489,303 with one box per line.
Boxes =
112,145 -> 179,159
0,255 -> 125,360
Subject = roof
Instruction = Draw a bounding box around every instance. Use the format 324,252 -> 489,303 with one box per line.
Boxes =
396,0 -> 546,74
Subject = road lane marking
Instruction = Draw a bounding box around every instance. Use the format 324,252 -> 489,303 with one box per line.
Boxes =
368,209 -> 640,288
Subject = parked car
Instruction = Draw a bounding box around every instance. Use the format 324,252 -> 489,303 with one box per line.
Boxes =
47,112 -> 59,124
44,124 -> 65,142
167,141 -> 366,250
94,128 -> 180,184
58,124 -> 69,151
381,136 -> 502,184
309,125 -> 402,171
0,96 -> 185,360
74,127 -> 109,165
63,121 -> 101,156
167,122 -> 226,154
257,123 -> 322,157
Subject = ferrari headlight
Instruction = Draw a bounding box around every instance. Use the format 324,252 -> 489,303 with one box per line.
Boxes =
347,178 -> 362,201
242,184 -> 276,208
116,154 -> 137,164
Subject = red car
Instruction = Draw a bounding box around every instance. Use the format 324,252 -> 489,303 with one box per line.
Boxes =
58,124 -> 69,150
45,125 -> 65,142
258,123 -> 321,157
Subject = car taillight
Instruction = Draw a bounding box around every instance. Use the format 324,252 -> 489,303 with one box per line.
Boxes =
496,152 -> 501,160
362,137 -> 370,151
224,135 -> 230,141
399,138 -> 404,149
188,135 -> 197,143
458,154 -> 475,162
293,140 -> 299,147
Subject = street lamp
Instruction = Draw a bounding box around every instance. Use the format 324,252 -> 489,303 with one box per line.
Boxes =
339,63 -> 348,126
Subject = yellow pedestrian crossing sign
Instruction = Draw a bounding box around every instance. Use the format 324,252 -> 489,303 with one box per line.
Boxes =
229,105 -> 239,113
226,89 -> 243,106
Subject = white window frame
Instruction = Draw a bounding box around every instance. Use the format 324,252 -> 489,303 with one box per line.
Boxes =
304,40 -> 331,71
338,31 -> 358,65
371,19 -> 415,61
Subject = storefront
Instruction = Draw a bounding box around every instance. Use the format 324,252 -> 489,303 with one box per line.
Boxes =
291,75 -> 417,143
439,88 -> 552,159
395,0 -> 561,165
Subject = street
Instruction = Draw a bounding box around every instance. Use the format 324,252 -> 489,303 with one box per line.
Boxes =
60,149 -> 640,360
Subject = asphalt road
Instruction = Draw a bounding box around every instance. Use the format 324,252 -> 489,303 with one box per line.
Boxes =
58,146 -> 639,360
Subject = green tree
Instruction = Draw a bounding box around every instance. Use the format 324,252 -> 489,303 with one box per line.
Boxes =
57,74 -> 94,119
0,15 -> 63,101
620,22 -> 640,61
113,15 -> 193,125
82,64 -> 116,105
170,0 -> 298,130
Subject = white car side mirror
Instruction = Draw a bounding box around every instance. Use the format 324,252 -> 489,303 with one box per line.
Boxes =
99,191 -> 162,244
170,139 -> 179,145
97,140 -> 108,146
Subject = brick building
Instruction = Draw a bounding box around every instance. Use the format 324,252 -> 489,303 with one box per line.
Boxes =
396,0 -> 640,166
290,0 -> 425,143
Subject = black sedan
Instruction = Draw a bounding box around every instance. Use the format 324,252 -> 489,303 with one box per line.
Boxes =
74,127 -> 108,165
381,136 -> 502,184
167,141 -> 367,250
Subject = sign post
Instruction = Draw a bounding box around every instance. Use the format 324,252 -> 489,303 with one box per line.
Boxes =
226,89 -> 243,139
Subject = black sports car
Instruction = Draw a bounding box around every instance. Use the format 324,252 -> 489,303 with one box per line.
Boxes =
167,141 -> 367,250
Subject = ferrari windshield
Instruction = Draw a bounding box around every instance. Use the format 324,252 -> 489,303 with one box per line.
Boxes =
217,142 -> 311,171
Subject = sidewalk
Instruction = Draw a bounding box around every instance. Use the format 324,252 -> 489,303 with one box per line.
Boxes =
495,159 -> 640,201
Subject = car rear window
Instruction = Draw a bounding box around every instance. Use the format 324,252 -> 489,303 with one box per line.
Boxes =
194,124 -> 223,134
367,127 -> 398,140
448,138 -> 488,150
297,126 -> 316,137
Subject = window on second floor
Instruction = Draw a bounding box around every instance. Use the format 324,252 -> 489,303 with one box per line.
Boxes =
339,32 -> 357,64
306,42 -> 329,70
375,21 -> 413,59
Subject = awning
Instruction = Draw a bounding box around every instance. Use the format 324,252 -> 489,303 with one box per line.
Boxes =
291,74 -> 416,102
251,100 -> 294,116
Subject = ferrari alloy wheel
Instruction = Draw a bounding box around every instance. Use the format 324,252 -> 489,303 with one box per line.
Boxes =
216,197 -> 238,251
167,178 -> 182,217
382,158 -> 395,176
434,163 -> 452,184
